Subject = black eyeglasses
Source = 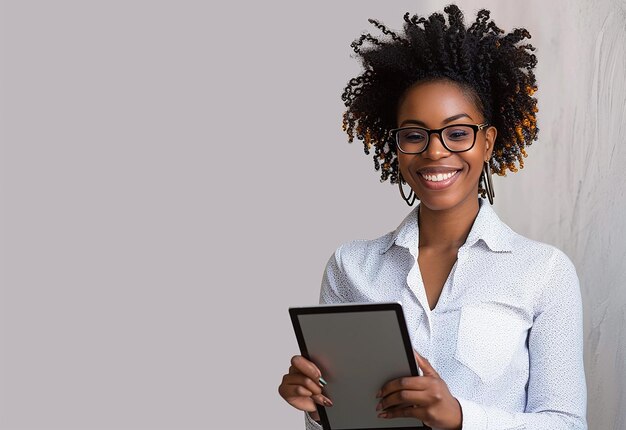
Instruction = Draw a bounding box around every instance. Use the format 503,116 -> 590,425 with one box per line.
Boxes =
389,122 -> 490,154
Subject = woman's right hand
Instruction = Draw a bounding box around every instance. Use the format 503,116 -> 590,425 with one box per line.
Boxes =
278,355 -> 333,419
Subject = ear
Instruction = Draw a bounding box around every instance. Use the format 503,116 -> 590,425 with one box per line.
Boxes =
484,126 -> 497,161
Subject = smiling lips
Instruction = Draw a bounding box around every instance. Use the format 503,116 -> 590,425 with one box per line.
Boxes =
417,168 -> 462,189
421,171 -> 458,182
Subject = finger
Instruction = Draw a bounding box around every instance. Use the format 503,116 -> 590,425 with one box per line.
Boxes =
281,373 -> 323,396
288,365 -> 326,388
377,389 -> 432,412
378,376 -> 431,399
279,382 -> 332,410
312,393 -> 334,407
293,385 -> 314,397
290,355 -> 323,381
279,379 -> 313,398
378,404 -> 427,420
414,351 -> 439,378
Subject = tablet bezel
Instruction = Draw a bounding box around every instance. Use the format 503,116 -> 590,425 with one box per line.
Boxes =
289,302 -> 427,430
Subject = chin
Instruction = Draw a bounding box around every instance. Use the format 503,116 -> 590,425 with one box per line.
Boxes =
417,190 -> 476,212
418,195 -> 461,211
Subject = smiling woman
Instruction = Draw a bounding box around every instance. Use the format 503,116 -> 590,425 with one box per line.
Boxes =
278,4 -> 587,430
395,80 -> 497,213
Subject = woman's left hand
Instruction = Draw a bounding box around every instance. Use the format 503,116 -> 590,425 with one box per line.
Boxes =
376,351 -> 462,430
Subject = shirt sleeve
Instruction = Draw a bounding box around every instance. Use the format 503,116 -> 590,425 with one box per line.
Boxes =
319,245 -> 349,305
456,249 -> 587,429
304,411 -> 323,430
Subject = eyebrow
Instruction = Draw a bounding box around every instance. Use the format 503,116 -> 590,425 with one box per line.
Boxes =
400,113 -> 473,127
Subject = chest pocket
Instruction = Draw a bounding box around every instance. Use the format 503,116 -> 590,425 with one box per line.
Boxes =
454,303 -> 529,384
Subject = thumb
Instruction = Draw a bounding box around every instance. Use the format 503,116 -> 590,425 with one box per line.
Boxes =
414,350 -> 439,377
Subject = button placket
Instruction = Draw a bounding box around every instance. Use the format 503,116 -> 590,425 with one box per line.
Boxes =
406,246 -> 433,334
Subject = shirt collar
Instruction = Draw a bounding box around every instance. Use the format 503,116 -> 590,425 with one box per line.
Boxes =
380,198 -> 514,254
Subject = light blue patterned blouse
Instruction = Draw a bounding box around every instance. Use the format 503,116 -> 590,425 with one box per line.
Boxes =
305,198 -> 587,430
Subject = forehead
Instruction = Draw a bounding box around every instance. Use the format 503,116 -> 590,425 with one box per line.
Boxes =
396,81 -> 480,126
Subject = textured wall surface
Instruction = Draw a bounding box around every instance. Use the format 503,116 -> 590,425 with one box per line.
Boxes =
492,1 -> 626,428
0,1 -> 624,429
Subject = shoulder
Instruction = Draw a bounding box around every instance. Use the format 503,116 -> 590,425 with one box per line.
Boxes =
478,203 -> 580,304
320,231 -> 397,302
327,231 -> 396,272
508,229 -> 578,277
505,229 -> 580,307
478,203 -> 578,279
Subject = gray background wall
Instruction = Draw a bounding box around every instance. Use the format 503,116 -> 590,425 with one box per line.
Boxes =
0,0 -> 624,429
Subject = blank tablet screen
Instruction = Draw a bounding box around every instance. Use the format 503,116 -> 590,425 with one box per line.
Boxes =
290,303 -> 425,430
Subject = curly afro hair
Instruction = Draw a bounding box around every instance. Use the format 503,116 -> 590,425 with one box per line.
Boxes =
341,4 -> 539,189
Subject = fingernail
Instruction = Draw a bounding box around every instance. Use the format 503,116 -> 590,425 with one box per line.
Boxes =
319,377 -> 328,386
323,397 -> 333,407
376,389 -> 382,398
375,402 -> 382,411
378,412 -> 388,419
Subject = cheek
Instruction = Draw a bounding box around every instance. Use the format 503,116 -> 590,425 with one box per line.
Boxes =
465,158 -> 485,186
463,151 -> 486,173
397,154 -> 411,175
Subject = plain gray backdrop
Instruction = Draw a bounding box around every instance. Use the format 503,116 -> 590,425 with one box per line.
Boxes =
1,0 -> 625,429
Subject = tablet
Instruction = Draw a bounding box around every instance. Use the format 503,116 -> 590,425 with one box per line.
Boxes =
289,302 -> 427,430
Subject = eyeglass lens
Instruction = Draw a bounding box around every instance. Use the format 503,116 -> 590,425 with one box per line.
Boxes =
396,125 -> 475,153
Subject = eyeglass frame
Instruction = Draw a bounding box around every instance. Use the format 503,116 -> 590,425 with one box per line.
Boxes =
389,122 -> 491,154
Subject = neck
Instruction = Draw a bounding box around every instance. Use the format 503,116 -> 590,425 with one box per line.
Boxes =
418,197 -> 480,250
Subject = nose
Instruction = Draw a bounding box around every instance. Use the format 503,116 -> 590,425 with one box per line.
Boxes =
422,132 -> 451,160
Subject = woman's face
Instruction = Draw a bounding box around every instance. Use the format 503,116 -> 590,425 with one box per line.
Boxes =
396,80 -> 497,212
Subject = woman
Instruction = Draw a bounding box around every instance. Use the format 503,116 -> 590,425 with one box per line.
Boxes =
278,4 -> 587,429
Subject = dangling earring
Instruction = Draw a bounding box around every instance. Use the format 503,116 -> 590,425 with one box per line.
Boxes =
398,172 -> 417,206
481,161 -> 495,205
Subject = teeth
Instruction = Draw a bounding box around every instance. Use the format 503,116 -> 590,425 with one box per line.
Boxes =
421,171 -> 458,182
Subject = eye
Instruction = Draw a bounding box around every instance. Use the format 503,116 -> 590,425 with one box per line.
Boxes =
449,131 -> 468,139
444,126 -> 473,141
399,129 -> 427,142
